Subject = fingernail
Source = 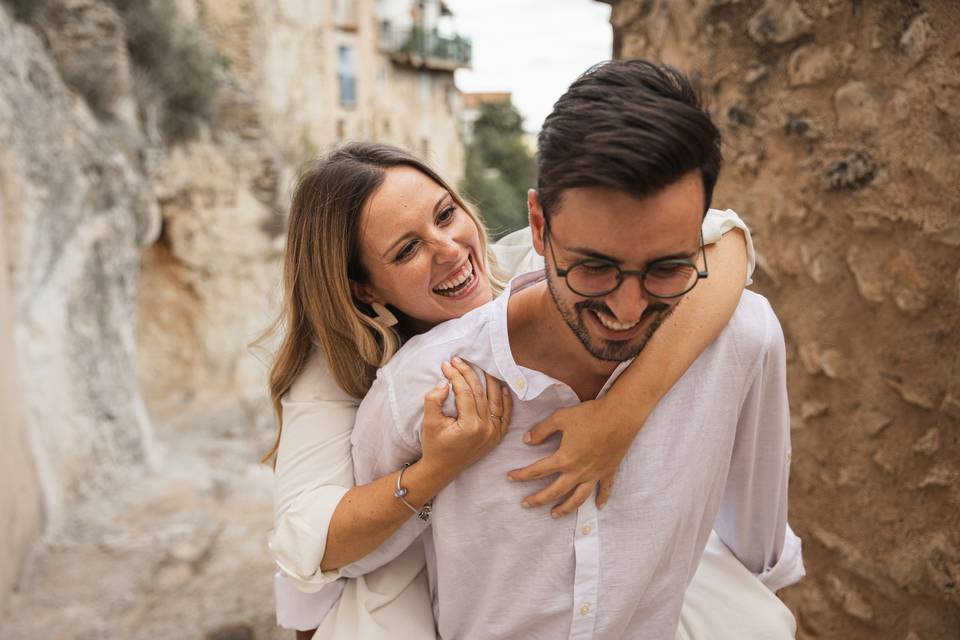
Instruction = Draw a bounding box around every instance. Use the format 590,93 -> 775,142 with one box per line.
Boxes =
507,474 -> 516,481
551,511 -> 561,519
452,356 -> 463,364
521,500 -> 531,508
436,380 -> 447,389
523,432 -> 532,444
597,500 -> 606,510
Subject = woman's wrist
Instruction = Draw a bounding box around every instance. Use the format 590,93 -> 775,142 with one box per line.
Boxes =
397,457 -> 455,510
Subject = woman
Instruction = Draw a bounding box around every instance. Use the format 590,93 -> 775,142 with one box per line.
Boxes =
266,143 -> 794,638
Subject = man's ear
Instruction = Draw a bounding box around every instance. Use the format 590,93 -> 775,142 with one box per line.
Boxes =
528,189 -> 547,256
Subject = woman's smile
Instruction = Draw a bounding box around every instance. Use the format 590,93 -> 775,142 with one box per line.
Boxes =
432,254 -> 478,299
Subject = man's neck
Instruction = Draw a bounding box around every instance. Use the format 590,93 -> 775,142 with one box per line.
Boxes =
507,280 -> 619,401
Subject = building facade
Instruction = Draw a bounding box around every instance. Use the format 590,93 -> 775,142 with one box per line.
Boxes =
199,0 -> 469,182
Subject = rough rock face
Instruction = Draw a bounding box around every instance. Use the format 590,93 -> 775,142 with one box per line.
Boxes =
0,198 -> 43,614
0,0 -> 285,523
135,109 -> 285,417
602,0 -> 959,637
0,0 -> 288,625
135,0 -> 329,417
0,2 -> 160,519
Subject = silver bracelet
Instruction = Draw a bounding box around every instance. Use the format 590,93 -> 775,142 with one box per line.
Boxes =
395,462 -> 432,522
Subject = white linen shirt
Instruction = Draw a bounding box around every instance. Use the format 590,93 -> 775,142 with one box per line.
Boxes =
348,275 -> 803,640
269,209 -> 765,632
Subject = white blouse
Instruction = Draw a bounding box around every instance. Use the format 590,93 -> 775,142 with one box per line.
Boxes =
269,211 -> 779,637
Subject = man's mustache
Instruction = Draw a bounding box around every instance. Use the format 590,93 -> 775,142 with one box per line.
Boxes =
575,299 -> 671,320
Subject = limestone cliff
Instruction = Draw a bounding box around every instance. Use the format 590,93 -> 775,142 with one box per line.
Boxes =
0,0 -> 288,540
0,1 -> 160,518
601,0 -> 960,637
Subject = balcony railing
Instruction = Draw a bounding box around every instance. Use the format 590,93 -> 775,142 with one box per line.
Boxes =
379,26 -> 472,71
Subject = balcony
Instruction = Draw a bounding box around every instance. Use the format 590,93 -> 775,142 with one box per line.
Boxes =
379,26 -> 472,72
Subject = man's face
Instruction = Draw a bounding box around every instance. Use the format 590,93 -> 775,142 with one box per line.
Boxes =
530,171 -> 705,363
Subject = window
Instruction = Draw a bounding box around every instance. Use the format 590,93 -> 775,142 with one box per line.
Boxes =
338,45 -> 356,107
419,71 -> 431,103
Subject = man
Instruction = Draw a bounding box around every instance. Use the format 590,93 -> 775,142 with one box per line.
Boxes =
349,60 -> 804,638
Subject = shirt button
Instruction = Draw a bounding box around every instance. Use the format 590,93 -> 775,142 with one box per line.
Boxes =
581,524 -> 592,536
579,603 -> 591,616
514,377 -> 526,391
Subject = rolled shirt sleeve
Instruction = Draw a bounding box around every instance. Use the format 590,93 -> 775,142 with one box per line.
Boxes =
714,299 -> 805,592
274,571 -> 344,630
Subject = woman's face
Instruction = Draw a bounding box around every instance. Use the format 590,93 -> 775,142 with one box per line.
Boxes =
355,166 -> 493,330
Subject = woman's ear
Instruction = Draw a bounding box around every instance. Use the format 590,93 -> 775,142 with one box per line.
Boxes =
528,189 -> 546,256
349,280 -> 380,306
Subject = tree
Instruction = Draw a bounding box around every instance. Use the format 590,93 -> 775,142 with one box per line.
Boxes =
460,101 -> 536,240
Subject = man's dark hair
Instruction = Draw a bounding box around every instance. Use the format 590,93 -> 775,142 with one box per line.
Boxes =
536,60 -> 722,217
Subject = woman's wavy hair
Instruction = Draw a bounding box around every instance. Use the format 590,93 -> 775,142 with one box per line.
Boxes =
260,142 -> 504,464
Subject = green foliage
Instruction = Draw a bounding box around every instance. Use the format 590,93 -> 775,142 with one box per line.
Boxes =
3,0 -> 48,21
3,0 -> 222,143
107,0 -> 223,143
461,101 -> 536,240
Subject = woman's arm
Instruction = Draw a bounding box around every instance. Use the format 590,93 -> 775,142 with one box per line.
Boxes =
321,358 -> 511,571
271,358 -> 507,598
508,224 -> 750,517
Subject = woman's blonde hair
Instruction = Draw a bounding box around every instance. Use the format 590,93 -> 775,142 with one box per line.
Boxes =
261,143 -> 504,464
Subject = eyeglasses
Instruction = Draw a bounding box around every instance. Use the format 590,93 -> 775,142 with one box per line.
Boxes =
544,223 -> 708,299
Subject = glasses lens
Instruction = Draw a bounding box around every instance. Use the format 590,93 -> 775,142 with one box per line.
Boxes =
643,262 -> 698,297
567,262 -> 620,296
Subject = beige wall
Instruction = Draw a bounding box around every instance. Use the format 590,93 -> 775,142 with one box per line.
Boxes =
0,195 -> 43,613
375,66 -> 464,184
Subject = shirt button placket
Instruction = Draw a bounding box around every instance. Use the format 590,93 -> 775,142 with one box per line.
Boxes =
569,505 -> 599,639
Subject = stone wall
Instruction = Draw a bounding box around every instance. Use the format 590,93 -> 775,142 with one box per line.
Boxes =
601,1 -> 959,637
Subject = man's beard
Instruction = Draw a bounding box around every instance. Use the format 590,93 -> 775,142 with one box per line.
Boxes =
546,273 -> 677,362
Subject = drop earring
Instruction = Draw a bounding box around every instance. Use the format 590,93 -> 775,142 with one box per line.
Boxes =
371,302 -> 398,327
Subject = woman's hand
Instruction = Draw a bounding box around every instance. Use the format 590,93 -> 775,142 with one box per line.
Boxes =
507,397 -> 635,518
419,357 -> 513,481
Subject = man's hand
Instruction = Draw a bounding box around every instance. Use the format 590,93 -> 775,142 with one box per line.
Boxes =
507,398 -> 635,518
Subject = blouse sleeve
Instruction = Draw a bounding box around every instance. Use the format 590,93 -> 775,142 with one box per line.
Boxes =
269,349 -> 360,593
702,208 -> 756,286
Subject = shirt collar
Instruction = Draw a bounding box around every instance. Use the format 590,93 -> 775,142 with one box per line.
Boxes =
489,269 -> 544,399
488,268 -> 634,401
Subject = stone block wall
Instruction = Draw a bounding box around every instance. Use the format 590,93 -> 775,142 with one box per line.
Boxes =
601,0 -> 959,637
